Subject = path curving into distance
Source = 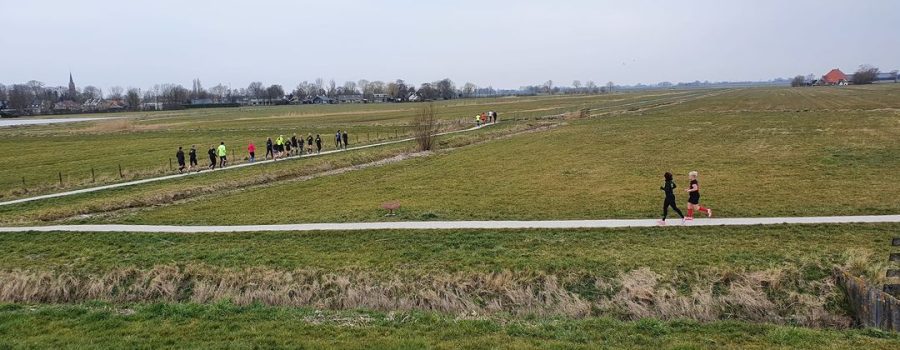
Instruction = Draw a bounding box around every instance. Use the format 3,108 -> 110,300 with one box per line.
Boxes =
1,215 -> 898,233
0,123 -> 496,207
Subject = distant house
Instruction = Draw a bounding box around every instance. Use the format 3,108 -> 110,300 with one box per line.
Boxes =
141,102 -> 164,111
407,93 -> 421,102
311,95 -> 334,104
337,94 -> 363,103
371,93 -> 389,103
875,72 -> 898,83
821,69 -> 848,85
53,100 -> 81,112
191,98 -> 214,105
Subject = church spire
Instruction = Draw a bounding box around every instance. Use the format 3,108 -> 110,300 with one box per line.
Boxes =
68,72 -> 77,100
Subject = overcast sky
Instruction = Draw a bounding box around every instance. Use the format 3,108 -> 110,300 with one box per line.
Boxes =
2,0 -> 898,91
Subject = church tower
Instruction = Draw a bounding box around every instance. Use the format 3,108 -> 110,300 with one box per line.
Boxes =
67,72 -> 77,100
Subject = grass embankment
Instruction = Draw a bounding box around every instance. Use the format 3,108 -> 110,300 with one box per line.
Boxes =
115,88 -> 900,225
1,303 -> 898,349
0,224 -> 895,326
0,92 -> 660,195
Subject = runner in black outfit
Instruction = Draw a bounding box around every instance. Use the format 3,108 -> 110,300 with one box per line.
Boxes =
306,134 -> 314,154
188,145 -> 198,171
685,171 -> 712,222
207,145 -> 217,170
265,137 -> 274,160
176,147 -> 186,173
657,172 -> 684,226
315,134 -> 322,154
342,130 -> 348,149
291,134 -> 300,156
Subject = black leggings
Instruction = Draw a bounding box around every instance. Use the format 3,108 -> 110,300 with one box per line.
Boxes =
662,197 -> 684,220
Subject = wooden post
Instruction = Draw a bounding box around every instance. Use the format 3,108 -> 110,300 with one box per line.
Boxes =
119,164 -> 123,178
169,158 -> 173,171
58,171 -> 63,186
91,168 -> 95,183
22,176 -> 26,192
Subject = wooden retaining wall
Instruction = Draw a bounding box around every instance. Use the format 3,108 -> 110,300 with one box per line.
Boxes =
834,268 -> 900,331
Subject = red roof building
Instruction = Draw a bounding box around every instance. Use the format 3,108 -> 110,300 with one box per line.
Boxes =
822,69 -> 848,85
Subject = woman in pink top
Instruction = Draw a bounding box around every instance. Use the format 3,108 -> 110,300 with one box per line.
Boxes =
248,141 -> 256,163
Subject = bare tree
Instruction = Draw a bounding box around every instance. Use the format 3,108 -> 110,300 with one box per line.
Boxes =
357,79 -> 370,99
435,78 -> 455,100
0,83 -> 7,101
8,84 -> 34,112
462,82 -> 477,98
266,84 -> 284,103
82,85 -> 102,100
852,65 -> 879,85
572,80 -> 582,94
342,81 -> 358,95
791,75 -> 806,87
247,82 -> 264,100
109,86 -> 124,100
544,80 -> 553,94
606,81 -> 615,93
125,88 -> 141,110
413,103 -> 439,151
209,84 -> 227,101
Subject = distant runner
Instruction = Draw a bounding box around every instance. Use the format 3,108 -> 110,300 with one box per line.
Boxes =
657,172 -> 685,226
265,137 -> 274,160
188,145 -> 198,170
306,134 -> 314,154
291,134 -> 300,156
217,142 -> 227,168
684,171 -> 712,222
176,146 -> 186,173
247,141 -> 256,163
335,130 -> 342,149
207,145 -> 217,170
342,130 -> 348,149
315,134 -> 322,153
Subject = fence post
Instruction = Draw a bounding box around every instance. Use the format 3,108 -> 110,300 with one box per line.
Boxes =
169,158 -> 173,171
119,164 -> 123,178
395,129 -> 398,139
91,168 -> 95,183
58,171 -> 63,186
22,176 -> 27,192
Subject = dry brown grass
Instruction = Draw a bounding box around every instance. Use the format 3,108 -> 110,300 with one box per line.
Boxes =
0,265 -> 852,328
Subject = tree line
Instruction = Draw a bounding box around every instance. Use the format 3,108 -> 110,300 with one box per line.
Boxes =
0,76 -> 616,115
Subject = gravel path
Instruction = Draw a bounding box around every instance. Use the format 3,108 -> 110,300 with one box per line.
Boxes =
1,215 -> 897,233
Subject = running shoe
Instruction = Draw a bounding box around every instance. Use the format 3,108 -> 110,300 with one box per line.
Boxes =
707,209 -> 713,218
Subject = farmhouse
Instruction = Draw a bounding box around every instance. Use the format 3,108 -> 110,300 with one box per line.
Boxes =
821,69 -> 848,85
337,94 -> 363,103
371,93 -> 389,103
311,95 -> 334,104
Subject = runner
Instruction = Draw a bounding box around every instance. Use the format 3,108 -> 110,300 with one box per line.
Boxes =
475,115 -> 481,126
315,134 -> 322,154
684,171 -> 712,222
175,147 -> 186,173
285,138 -> 292,156
335,130 -> 342,149
247,141 -> 256,163
657,172 -> 685,226
275,135 -> 285,158
207,145 -> 217,170
291,133 -> 300,156
188,145 -> 198,171
342,130 -> 348,149
265,137 -> 274,160
306,133 -> 314,154
217,142 -> 228,168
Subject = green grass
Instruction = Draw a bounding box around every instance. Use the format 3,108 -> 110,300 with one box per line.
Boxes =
0,303 -> 897,349
0,224 -> 894,276
0,92 -> 673,196
107,87 -> 900,225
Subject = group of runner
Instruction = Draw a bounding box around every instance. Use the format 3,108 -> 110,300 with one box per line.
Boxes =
173,130 -> 351,173
658,171 -> 713,225
475,111 -> 498,126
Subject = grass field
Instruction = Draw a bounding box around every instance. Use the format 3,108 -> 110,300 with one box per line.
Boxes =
2,85 -> 900,348
0,92 -> 679,198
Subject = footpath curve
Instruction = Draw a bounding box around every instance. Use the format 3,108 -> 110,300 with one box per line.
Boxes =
0,123 -> 495,207
1,215 -> 898,233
